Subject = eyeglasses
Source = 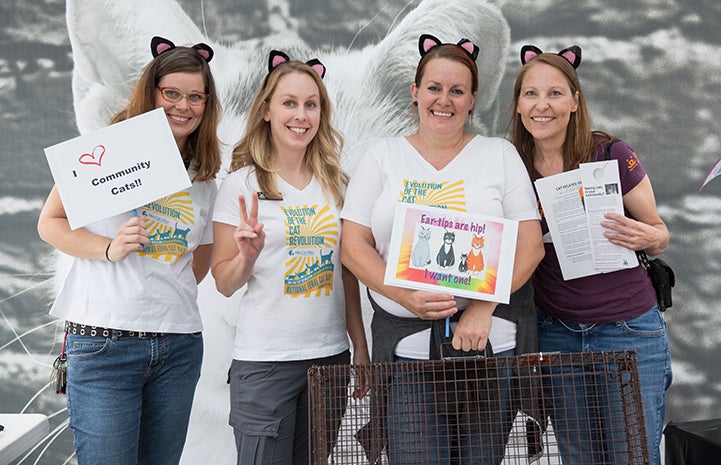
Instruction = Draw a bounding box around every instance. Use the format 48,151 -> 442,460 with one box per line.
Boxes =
157,86 -> 208,106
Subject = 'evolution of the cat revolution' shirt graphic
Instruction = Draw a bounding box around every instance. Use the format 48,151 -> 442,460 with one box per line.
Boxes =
283,204 -> 337,298
398,178 -> 466,211
137,190 -> 194,262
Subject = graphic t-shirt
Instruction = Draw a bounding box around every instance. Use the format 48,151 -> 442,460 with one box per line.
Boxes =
213,167 -> 349,361
50,173 -> 217,333
341,136 -> 539,357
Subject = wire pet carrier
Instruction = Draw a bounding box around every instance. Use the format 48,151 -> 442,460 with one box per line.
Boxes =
308,350 -> 648,464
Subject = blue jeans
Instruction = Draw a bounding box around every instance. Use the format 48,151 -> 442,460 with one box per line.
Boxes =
66,332 -> 203,465
537,306 -> 672,465
386,349 -> 515,465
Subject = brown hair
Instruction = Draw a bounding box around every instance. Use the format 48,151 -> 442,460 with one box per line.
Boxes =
509,53 -> 609,179
109,46 -> 221,181
229,60 -> 347,206
415,43 -> 479,94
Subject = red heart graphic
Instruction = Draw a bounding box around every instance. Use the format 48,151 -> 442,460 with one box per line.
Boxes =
78,145 -> 106,166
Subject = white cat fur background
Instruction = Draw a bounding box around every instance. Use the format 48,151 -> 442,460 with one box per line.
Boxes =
64,1 -> 510,463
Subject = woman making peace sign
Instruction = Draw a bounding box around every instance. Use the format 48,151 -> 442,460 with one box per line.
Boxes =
211,51 -> 369,465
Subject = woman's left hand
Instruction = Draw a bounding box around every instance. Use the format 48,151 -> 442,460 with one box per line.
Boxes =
351,349 -> 371,399
452,300 -> 497,352
601,212 -> 660,251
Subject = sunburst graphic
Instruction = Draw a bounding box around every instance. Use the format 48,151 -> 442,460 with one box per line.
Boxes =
147,191 -> 195,224
284,204 -> 338,297
137,190 -> 194,263
400,180 -> 466,211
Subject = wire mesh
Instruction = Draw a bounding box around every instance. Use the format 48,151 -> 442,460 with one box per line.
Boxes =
308,350 -> 648,464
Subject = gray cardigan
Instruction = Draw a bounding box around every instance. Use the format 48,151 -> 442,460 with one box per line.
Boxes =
370,279 -> 538,362
355,280 -> 545,465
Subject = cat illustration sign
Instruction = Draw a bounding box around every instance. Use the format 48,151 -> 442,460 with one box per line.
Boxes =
43,108 -> 191,230
385,204 -> 518,303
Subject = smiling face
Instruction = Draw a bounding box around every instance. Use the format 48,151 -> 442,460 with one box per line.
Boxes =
264,71 -> 321,158
154,71 -> 206,149
411,57 -> 476,136
516,62 -> 579,147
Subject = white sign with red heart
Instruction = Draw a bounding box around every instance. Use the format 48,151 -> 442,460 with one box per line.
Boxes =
43,108 -> 191,230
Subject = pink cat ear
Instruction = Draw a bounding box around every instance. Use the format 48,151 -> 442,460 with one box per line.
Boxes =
192,43 -> 214,63
520,45 -> 542,65
268,50 -> 290,72
456,38 -> 479,61
305,58 -> 326,79
418,34 -> 442,57
558,45 -> 582,69
151,36 -> 176,58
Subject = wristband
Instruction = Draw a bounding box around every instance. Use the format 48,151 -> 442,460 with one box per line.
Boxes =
105,240 -> 113,262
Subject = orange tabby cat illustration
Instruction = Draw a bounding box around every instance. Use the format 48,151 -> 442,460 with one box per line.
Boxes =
466,234 -> 485,273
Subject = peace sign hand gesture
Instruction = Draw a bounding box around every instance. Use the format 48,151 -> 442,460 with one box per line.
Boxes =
234,193 -> 265,260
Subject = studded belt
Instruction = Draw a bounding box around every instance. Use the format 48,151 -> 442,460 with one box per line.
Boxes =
65,321 -> 165,339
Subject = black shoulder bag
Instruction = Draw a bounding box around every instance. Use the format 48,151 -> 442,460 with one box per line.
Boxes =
604,140 -> 675,311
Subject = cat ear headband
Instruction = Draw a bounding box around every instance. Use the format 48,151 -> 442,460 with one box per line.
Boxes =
520,44 -> 581,69
268,50 -> 326,78
418,33 -> 480,62
151,36 -> 214,63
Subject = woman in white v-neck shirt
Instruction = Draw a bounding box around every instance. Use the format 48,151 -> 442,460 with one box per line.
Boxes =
211,51 -> 369,465
37,37 -> 221,465
340,34 -> 544,464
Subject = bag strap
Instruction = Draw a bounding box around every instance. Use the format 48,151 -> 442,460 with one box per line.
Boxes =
603,138 -> 618,161
636,248 -> 651,271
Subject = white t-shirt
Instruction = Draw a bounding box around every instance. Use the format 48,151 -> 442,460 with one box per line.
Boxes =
50,174 -> 217,333
341,135 -> 539,358
213,166 -> 349,361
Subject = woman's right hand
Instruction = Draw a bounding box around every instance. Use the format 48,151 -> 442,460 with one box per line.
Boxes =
341,219 -> 457,320
234,193 -> 265,260
399,289 -> 458,320
210,194 -> 264,298
106,216 -> 149,262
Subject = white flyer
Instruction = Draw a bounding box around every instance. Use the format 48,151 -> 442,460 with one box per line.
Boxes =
534,160 -> 637,281
43,108 -> 191,230
579,160 -> 637,271
534,169 -> 596,280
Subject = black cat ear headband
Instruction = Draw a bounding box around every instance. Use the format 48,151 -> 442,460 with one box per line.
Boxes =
418,33 -> 480,62
267,50 -> 326,78
260,50 -> 326,90
151,36 -> 214,63
520,44 -> 581,69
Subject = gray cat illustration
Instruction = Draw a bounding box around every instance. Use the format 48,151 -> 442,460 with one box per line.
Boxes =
411,226 -> 432,267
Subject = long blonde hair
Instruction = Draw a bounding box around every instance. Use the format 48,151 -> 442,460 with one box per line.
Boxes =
229,60 -> 346,206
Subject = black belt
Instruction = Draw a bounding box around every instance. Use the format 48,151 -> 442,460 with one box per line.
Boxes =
65,321 -> 164,339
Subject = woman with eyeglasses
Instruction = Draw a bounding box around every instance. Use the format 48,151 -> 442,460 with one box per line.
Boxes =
37,36 -> 221,465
